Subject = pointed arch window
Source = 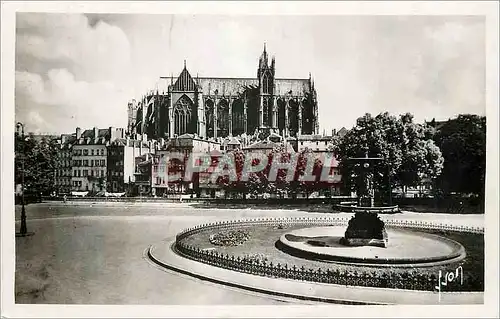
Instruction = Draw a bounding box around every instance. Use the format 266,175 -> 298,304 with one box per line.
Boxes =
205,99 -> 215,137
217,100 -> 229,132
262,73 -> 272,94
231,99 -> 245,135
263,98 -> 270,126
173,95 -> 193,135
288,99 -> 299,137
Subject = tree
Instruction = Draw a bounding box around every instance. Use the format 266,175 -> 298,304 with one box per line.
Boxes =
15,133 -> 59,197
433,114 -> 486,196
292,148 -> 326,198
215,149 -> 248,198
335,112 -> 444,201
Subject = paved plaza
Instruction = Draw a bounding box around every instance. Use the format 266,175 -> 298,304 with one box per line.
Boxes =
14,202 -> 484,304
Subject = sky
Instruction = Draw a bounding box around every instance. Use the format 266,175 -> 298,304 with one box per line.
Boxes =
14,13 -> 485,135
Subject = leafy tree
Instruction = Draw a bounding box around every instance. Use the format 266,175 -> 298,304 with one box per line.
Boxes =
433,114 -> 486,196
292,148 -> 326,198
15,133 -> 59,197
335,112 -> 444,201
215,149 -> 248,198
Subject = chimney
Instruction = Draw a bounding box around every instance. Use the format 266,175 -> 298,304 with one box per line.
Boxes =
93,127 -> 98,139
332,129 -> 336,136
61,134 -> 67,144
76,127 -> 82,139
109,126 -> 116,141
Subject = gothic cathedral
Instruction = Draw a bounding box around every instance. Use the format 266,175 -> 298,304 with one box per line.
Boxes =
128,45 -> 319,140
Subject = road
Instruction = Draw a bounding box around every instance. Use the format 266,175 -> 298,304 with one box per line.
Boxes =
13,201 -> 484,304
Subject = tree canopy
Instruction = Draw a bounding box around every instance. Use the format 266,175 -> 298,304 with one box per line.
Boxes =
15,133 -> 59,196
333,112 -> 444,201
432,114 -> 486,196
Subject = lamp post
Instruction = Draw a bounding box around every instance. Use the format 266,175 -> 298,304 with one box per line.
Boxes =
347,149 -> 384,208
16,122 -> 33,237
387,160 -> 393,206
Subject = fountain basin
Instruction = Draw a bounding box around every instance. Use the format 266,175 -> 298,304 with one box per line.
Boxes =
278,226 -> 466,267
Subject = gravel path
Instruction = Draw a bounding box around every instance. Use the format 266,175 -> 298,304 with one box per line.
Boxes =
14,202 -> 484,304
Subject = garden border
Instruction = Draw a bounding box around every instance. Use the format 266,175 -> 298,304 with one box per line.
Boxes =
174,216 -> 484,292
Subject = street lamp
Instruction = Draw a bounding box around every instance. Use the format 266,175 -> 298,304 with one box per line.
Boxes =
16,122 -> 34,237
347,147 -> 384,207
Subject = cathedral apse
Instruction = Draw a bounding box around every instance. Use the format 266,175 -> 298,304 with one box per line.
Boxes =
129,45 -> 319,140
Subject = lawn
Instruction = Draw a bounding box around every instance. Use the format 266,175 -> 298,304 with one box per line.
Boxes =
179,224 -> 484,291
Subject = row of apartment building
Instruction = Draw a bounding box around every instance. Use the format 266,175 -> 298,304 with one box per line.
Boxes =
54,127 -> 343,197
55,127 -> 154,194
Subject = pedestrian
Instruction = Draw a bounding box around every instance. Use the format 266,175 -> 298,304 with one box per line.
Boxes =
63,194 -> 67,203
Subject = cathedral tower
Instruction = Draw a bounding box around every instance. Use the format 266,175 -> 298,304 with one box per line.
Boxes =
257,44 -> 276,130
127,99 -> 138,135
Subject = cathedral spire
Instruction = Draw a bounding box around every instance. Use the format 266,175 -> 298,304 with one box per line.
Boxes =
184,59 -> 187,69
259,42 -> 269,70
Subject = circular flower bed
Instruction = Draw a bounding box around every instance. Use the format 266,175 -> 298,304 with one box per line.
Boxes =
209,229 -> 250,246
272,223 -> 289,230
175,217 -> 484,292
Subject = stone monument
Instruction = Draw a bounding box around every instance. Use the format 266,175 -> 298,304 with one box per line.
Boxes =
339,152 -> 389,248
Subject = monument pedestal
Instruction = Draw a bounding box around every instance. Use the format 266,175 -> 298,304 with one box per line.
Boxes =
339,211 -> 388,248
358,196 -> 374,208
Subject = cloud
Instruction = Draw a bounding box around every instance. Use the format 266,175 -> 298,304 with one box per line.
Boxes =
16,69 -> 128,133
16,13 -> 131,73
15,14 -> 485,134
15,13 -> 132,133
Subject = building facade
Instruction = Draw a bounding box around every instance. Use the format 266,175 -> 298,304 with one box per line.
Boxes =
107,137 -> 150,193
151,133 -> 221,196
70,127 -> 124,193
55,134 -> 75,195
129,45 -> 319,140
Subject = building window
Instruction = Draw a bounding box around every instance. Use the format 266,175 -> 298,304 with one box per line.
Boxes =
217,99 -> 229,133
262,73 -> 272,94
91,149 -> 94,156
83,160 -> 88,166
78,170 -> 81,177
174,95 -> 193,135
101,159 -> 105,166
83,149 -> 88,156
83,170 -> 88,176
74,170 -> 77,177
262,98 -> 270,126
